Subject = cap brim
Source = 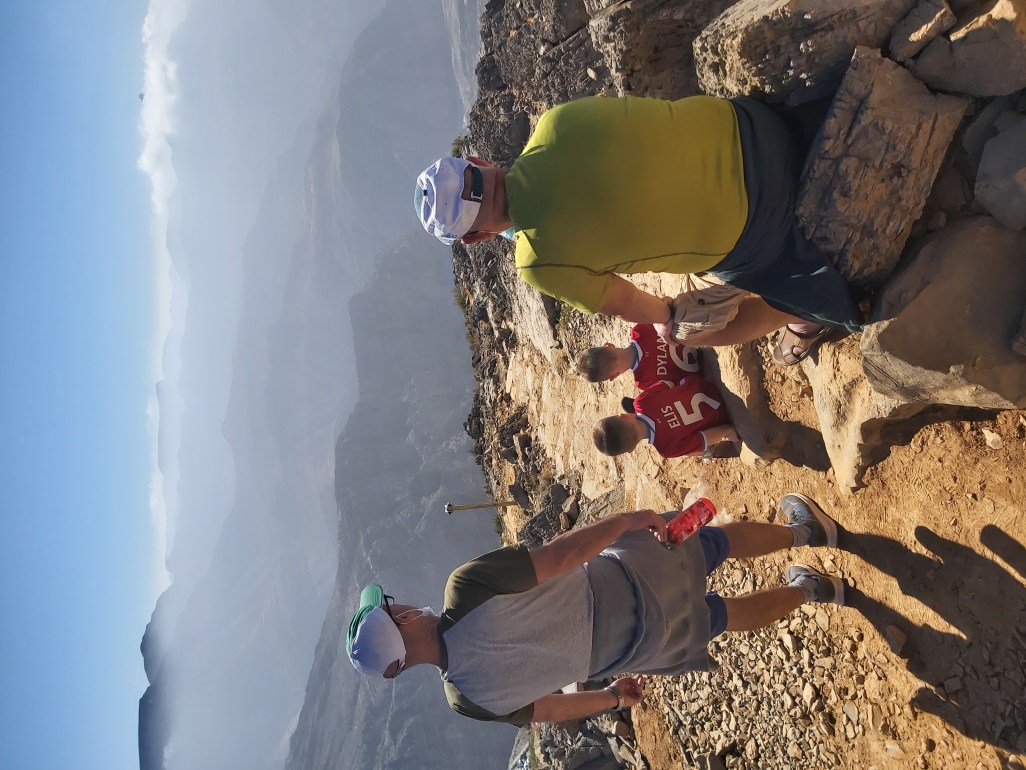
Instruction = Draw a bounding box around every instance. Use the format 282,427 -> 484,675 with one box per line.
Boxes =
346,584 -> 386,654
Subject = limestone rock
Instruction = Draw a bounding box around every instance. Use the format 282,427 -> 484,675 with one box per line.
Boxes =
585,0 -> 736,98
693,0 -> 916,105
911,0 -> 1026,97
961,96 -> 1016,169
800,335 -> 927,490
975,119 -> 1026,231
861,217 -> 1026,409
796,47 -> 968,291
706,343 -> 785,463
888,0 -> 957,61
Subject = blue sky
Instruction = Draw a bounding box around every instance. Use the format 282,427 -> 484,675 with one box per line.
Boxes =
0,2 -> 155,769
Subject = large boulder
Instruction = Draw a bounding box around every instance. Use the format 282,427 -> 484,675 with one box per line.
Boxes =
796,47 -> 968,291
585,0 -> 737,98
975,117 -> 1026,231
910,0 -> 1026,97
693,0 -> 915,105
861,217 -> 1026,409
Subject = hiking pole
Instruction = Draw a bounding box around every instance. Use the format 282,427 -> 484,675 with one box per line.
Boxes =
444,500 -> 517,516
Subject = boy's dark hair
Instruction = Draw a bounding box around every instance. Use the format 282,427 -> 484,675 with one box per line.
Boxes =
592,417 -> 636,456
575,347 -> 619,382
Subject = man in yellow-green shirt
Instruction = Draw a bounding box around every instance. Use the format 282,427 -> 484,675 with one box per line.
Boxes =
414,95 -> 861,362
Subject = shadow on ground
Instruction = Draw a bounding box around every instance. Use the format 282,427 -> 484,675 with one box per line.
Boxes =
841,525 -> 1026,756
704,345 -> 832,471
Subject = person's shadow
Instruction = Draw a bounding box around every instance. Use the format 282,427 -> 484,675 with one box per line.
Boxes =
702,343 -> 831,470
842,524 -> 1026,759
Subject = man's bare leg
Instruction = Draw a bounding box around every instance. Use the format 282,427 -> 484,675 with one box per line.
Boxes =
719,521 -> 793,558
723,587 -> 804,632
685,297 -> 803,347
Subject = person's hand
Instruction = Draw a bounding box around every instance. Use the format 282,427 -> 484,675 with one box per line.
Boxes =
620,509 -> 667,542
654,298 -> 678,344
609,675 -> 647,709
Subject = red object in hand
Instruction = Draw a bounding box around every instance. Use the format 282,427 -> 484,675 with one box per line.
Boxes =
664,498 -> 717,548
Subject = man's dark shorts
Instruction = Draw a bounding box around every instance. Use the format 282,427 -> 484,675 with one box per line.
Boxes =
708,97 -> 862,334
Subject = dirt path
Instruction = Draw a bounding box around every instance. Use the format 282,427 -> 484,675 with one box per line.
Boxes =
487,297 -> 1026,769
630,408 -> 1026,770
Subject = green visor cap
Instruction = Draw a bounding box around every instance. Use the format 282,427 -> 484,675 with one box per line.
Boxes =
346,584 -> 385,654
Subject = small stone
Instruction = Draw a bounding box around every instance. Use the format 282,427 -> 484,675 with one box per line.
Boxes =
869,703 -> 883,731
944,676 -> 964,693
715,738 -> 737,757
586,67 -> 598,80
803,682 -> 817,708
843,701 -> 860,724
815,608 -> 829,632
885,625 -> 908,655
983,428 -> 1003,449
782,633 -> 798,653
884,741 -> 906,759
744,739 -> 758,761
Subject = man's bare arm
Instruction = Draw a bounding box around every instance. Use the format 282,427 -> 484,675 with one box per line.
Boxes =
599,275 -> 673,324
531,676 -> 647,723
529,510 -> 666,584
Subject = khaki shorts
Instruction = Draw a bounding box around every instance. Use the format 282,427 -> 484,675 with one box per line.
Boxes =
669,274 -> 750,344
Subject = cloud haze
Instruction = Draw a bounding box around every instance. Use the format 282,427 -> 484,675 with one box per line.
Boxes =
139,0 -> 190,596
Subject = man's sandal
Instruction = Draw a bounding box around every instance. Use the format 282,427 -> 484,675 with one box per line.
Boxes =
772,325 -> 831,366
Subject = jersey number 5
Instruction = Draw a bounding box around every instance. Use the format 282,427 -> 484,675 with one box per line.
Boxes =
673,394 -> 721,425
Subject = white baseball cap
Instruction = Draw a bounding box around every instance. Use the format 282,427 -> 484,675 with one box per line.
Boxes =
347,584 -> 406,677
414,157 -> 482,244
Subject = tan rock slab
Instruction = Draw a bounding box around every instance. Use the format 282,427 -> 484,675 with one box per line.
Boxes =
797,47 -> 968,291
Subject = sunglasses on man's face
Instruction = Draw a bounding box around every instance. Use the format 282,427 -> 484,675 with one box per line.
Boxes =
381,594 -> 405,679
383,658 -> 405,679
464,165 -> 483,203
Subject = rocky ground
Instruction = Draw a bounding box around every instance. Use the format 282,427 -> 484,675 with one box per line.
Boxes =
454,2 -> 1026,769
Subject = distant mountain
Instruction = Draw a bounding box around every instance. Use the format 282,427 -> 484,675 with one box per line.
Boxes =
139,125 -> 350,770
139,0 -> 502,768
284,238 -> 513,770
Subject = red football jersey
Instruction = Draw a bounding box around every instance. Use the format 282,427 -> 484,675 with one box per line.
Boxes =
634,378 -> 728,458
630,324 -> 700,390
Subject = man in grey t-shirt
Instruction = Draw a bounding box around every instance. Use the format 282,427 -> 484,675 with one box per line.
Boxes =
347,495 -> 846,726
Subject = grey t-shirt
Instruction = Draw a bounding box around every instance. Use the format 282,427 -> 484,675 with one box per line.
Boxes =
439,521 -> 711,726
439,545 -> 594,726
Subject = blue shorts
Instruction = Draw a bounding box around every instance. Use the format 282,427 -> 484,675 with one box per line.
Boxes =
698,527 -> 730,638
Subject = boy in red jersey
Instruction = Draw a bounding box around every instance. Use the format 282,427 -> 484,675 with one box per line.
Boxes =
593,378 -> 738,459
575,324 -> 700,391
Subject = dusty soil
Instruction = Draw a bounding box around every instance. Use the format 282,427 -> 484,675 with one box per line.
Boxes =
628,406 -> 1026,770
467,261 -> 1026,768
